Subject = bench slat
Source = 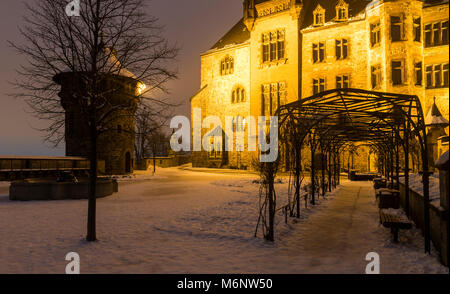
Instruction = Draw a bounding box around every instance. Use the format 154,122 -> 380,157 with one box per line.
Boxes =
380,211 -> 412,229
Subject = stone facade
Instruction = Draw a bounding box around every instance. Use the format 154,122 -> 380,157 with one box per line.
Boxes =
191,0 -> 449,169
54,72 -> 141,175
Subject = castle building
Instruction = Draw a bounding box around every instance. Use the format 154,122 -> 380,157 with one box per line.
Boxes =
54,48 -> 144,175
191,0 -> 449,169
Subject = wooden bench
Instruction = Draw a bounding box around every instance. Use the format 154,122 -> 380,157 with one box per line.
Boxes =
375,188 -> 400,209
373,178 -> 386,189
379,210 -> 412,242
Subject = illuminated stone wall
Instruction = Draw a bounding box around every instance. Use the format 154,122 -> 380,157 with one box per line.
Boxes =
301,13 -> 369,97
56,73 -> 140,175
423,3 -> 449,119
192,43 -> 254,168
191,0 -> 449,169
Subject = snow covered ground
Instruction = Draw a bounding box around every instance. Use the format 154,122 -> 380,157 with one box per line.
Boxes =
0,168 -> 447,274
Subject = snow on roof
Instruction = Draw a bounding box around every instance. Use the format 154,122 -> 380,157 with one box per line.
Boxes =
425,100 -> 449,127
102,47 -> 137,79
57,47 -> 139,80
435,150 -> 449,169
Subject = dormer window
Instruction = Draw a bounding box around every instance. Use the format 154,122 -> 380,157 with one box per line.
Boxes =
336,0 -> 349,21
313,5 -> 325,26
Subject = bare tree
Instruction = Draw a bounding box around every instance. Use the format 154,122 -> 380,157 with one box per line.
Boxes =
10,0 -> 178,241
135,102 -> 173,169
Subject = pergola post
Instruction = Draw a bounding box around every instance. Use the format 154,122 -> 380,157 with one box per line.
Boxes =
404,122 -> 410,217
385,151 -> 389,181
337,149 -> 341,185
347,149 -> 351,180
295,141 -> 301,218
310,132 -> 316,206
390,142 -> 394,188
420,132 -> 431,254
321,148 -> 326,197
395,129 -> 400,190
329,149 -> 333,192
332,147 -> 337,188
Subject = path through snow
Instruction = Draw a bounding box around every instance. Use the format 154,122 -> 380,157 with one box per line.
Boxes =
0,168 -> 447,274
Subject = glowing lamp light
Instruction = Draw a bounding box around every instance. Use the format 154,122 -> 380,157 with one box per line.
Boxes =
137,83 -> 146,95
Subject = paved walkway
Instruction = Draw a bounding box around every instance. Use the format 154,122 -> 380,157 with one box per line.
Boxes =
280,180 -> 445,274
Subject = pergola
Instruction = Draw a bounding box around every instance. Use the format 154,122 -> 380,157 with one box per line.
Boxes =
276,88 -> 432,253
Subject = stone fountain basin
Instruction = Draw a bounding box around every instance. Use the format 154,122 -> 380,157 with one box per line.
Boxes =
9,178 -> 118,201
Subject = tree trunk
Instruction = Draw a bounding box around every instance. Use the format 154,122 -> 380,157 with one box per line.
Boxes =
86,117 -> 97,242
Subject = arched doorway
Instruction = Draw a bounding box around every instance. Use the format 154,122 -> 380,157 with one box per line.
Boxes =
125,152 -> 131,173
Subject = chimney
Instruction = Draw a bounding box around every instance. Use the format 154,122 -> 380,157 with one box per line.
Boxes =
243,0 -> 256,30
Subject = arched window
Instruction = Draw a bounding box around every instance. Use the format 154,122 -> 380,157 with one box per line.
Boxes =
231,86 -> 246,104
313,5 -> 325,26
336,0 -> 348,21
220,56 -> 234,75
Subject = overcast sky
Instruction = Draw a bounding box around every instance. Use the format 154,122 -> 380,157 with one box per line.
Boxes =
0,0 -> 242,156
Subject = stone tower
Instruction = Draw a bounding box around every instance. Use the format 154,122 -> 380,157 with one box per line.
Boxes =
53,49 -> 144,175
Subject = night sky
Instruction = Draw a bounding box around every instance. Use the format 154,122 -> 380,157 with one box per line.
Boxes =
0,0 -> 242,156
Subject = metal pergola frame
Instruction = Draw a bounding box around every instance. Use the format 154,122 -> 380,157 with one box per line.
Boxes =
276,88 -> 432,253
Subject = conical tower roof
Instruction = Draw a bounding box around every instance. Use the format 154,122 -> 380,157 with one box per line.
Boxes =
425,98 -> 449,127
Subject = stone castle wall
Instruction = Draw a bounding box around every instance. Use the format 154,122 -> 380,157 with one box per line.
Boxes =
191,0 -> 449,169
57,73 -> 139,175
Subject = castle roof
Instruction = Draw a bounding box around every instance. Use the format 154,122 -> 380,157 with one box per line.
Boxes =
57,47 -> 137,79
102,47 -> 137,79
424,0 -> 449,8
301,0 -> 371,28
54,46 -> 147,91
209,0 -> 448,51
210,18 -> 250,51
